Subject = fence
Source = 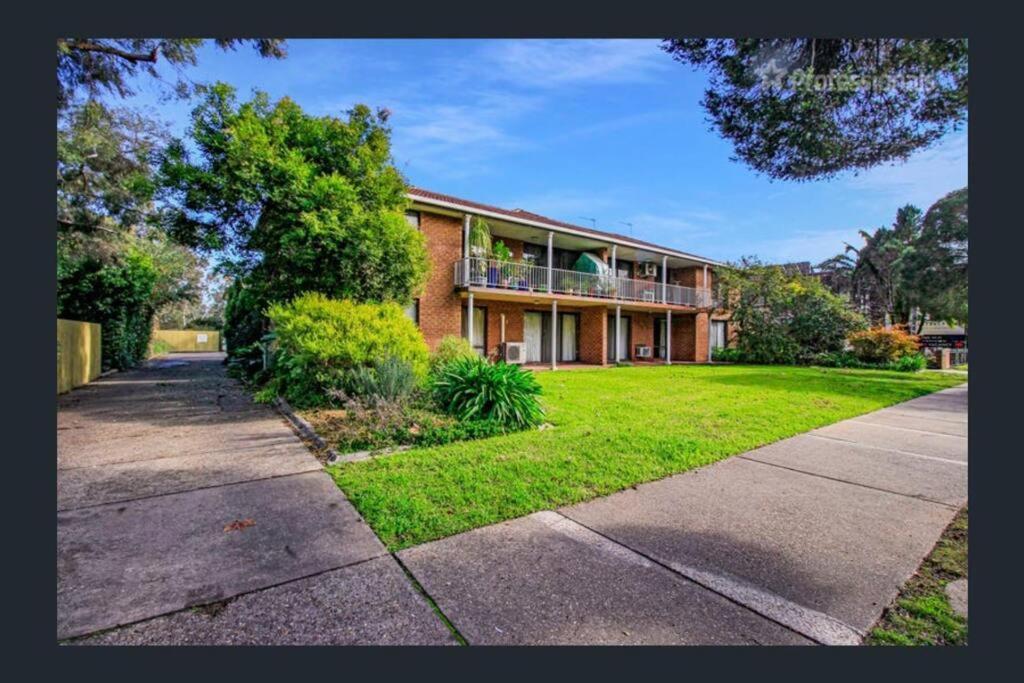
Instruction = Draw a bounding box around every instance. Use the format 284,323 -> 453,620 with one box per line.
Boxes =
57,319 -> 101,394
150,329 -> 222,354
453,257 -> 712,307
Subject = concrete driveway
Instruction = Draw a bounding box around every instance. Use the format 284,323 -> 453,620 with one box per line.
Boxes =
398,384 -> 967,645
58,353 -> 454,645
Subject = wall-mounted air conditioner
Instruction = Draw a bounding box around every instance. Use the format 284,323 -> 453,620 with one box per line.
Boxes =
635,345 -> 652,359
639,262 -> 658,277
502,342 -> 526,364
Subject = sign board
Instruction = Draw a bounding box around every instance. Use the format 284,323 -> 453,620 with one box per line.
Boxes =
919,334 -> 967,350
196,334 -> 209,344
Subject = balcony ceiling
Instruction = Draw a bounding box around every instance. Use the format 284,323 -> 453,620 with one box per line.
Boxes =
486,216 -> 706,270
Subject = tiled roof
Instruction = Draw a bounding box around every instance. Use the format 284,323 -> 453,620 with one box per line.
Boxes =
407,186 -> 719,265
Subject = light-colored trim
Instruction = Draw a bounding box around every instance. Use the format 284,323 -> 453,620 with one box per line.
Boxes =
408,193 -> 724,267
551,299 -> 558,371
666,310 -> 672,365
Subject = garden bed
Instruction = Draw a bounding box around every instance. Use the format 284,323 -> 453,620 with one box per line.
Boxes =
299,401 -> 509,455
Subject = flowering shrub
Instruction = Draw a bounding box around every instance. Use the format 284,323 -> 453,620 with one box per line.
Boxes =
848,327 -> 921,364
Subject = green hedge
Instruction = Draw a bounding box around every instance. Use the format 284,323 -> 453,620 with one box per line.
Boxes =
267,293 -> 428,407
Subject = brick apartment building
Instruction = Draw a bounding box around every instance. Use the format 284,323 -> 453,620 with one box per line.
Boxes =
404,187 -> 729,369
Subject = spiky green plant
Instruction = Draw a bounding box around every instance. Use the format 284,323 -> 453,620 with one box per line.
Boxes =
430,357 -> 544,429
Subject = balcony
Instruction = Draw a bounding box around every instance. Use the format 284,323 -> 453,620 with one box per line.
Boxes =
454,257 -> 712,308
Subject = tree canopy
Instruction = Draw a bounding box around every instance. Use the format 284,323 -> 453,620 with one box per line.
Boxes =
57,39 -> 286,110
661,39 -> 968,181
159,83 -> 428,306
818,188 -> 968,329
717,259 -> 867,364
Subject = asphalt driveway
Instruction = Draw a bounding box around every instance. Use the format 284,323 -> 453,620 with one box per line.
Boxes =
57,353 -> 454,645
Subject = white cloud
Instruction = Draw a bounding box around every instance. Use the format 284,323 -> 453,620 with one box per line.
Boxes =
473,39 -> 669,89
719,227 -> 867,265
843,132 -> 968,209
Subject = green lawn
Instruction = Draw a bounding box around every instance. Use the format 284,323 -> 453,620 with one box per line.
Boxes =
329,365 -> 964,550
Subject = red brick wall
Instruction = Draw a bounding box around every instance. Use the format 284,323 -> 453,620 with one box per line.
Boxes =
580,306 -> 607,365
675,266 -> 714,291
418,211 -> 463,350
481,300 -> 526,359
631,312 -> 654,360
671,314 -> 695,361
492,236 -> 525,260
694,312 -> 709,362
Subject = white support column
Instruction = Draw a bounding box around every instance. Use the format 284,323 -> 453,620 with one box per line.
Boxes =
662,255 -> 668,304
462,214 -> 472,286
708,315 -> 713,363
467,292 -> 474,350
666,310 -> 672,365
611,244 -> 618,275
703,264 -> 709,306
547,231 -> 554,292
615,304 -> 622,363
550,299 -> 558,370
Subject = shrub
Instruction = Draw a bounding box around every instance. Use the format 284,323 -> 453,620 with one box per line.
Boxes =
267,293 -> 429,407
810,350 -> 863,368
430,357 -> 544,429
711,347 -> 745,363
339,357 -> 418,406
848,327 -> 921,364
223,277 -> 268,375
718,262 -> 867,365
429,335 -> 478,374
57,243 -> 158,371
890,353 -> 927,372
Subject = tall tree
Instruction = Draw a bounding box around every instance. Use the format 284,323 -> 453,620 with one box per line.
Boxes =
159,83 -> 429,307
57,38 -> 286,110
661,39 -> 968,181
821,189 -> 968,330
904,188 -> 969,326
57,100 -> 163,235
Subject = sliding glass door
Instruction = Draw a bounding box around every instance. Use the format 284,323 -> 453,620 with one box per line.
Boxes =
654,317 -> 668,359
524,312 -> 543,363
607,314 -> 631,361
525,311 -> 579,363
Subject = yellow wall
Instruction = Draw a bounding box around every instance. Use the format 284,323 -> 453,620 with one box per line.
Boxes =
57,319 -> 101,394
151,329 -> 221,354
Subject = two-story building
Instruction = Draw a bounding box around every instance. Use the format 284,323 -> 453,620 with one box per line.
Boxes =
405,187 -> 729,369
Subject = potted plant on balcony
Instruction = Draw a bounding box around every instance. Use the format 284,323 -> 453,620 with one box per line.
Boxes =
492,240 -> 513,287
468,217 -> 492,286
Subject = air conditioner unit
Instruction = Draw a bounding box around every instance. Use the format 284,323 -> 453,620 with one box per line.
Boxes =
502,342 -> 526,364
640,262 -> 658,277
635,345 -> 652,359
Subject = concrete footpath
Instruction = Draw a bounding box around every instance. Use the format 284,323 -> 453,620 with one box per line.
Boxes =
58,353 -> 454,645
399,384 -> 967,645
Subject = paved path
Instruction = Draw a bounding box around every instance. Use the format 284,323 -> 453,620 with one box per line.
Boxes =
399,384 -> 967,645
57,353 -> 454,644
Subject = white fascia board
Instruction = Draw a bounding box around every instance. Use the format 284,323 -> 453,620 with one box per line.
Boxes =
407,193 -> 725,268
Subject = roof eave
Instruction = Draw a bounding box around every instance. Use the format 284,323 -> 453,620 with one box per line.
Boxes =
406,192 -> 725,268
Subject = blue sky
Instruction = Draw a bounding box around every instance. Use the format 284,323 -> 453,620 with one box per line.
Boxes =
127,39 -> 967,264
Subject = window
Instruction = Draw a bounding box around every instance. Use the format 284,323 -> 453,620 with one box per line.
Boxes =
404,210 -> 421,229
403,299 -> 419,325
461,305 -> 487,356
711,320 -> 727,350
522,243 -> 546,266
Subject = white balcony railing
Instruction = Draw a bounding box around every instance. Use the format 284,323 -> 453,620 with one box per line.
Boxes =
453,257 -> 711,308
